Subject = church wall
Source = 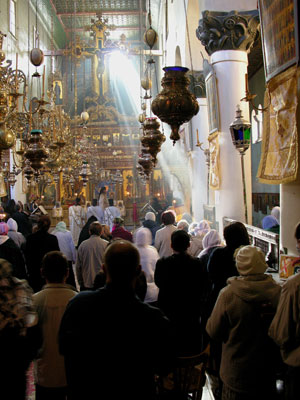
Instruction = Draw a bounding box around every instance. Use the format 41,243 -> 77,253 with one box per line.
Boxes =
198,0 -> 257,12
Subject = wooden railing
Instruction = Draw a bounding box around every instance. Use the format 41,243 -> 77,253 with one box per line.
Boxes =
223,217 -> 280,272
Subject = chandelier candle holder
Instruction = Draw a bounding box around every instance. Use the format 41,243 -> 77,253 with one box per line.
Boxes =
151,66 -> 199,145
141,117 -> 165,165
80,161 -> 92,187
229,105 -> 251,224
24,129 -> 49,171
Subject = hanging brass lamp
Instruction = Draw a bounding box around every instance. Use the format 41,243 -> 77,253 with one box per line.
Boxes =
24,129 -> 48,171
151,66 -> 199,145
141,117 -> 165,165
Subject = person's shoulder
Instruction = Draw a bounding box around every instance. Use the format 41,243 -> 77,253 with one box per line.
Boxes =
284,273 -> 300,291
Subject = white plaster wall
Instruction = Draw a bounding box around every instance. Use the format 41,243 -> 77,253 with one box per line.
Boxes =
198,0 -> 257,12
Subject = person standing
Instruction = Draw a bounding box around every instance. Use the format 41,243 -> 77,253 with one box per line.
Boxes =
206,245 -> 281,399
111,217 -> 133,242
33,251 -> 77,400
142,212 -> 160,246
12,202 -> 33,238
76,222 -> 108,290
103,199 -> 121,231
0,258 -> 40,400
7,218 -> 26,249
135,227 -> 159,304
68,198 -> 86,247
86,198 -> 103,222
59,240 -> 173,400
154,210 -> 177,258
98,187 -> 109,212
24,216 -> 60,292
51,221 -> 77,287
155,230 -> 207,355
0,222 -> 27,280
269,222 -> 300,399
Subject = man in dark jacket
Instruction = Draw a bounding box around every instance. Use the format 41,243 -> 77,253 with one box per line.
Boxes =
59,240 -> 173,400
76,215 -> 97,249
155,229 -> 207,355
24,215 -> 59,292
12,203 -> 32,238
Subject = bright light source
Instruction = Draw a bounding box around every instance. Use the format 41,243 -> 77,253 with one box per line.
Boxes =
108,51 -> 140,113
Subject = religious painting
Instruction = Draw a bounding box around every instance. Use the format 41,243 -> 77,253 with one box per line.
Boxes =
203,59 -> 220,134
279,254 -> 300,279
208,131 -> 220,190
53,80 -> 63,105
258,0 -> 299,82
203,204 -> 218,231
123,170 -> 133,198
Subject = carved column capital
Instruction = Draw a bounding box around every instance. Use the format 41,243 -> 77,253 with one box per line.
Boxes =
196,10 -> 260,56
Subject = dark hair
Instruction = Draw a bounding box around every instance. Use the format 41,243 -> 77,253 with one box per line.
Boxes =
42,251 -> 68,283
104,240 -> 140,285
171,230 -> 190,252
100,187 -> 106,195
113,217 -> 123,226
89,221 -> 102,236
295,223 -> 300,240
16,203 -> 22,212
161,210 -> 175,225
37,215 -> 51,232
5,199 -> 16,215
108,198 -> 114,207
75,197 -> 81,205
224,221 -> 250,249
92,198 -> 98,207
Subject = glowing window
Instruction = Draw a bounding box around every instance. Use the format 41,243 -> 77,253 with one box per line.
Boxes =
9,0 -> 16,37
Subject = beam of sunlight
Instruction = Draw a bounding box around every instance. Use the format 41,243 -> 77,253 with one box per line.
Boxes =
107,51 -> 140,116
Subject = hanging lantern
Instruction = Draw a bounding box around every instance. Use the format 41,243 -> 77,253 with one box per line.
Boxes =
23,159 -> 34,183
141,117 -> 165,165
138,147 -> 153,179
79,161 -> 92,187
24,129 -> 49,171
0,123 -> 15,150
151,66 -> 199,145
8,167 -> 17,187
30,48 -> 44,67
229,105 -> 251,155
143,27 -> 158,50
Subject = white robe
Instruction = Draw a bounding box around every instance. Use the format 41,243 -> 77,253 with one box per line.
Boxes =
68,205 -> 86,246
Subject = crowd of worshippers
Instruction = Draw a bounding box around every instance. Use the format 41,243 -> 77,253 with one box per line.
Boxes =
1,197 -> 300,400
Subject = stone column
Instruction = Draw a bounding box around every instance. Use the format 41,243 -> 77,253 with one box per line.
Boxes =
196,10 -> 260,233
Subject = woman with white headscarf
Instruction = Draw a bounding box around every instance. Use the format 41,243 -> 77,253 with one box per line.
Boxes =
135,227 -> 159,304
51,221 -> 76,287
7,218 -> 26,249
195,220 -> 211,247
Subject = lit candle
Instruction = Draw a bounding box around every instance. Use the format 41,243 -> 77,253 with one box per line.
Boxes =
196,129 -> 199,144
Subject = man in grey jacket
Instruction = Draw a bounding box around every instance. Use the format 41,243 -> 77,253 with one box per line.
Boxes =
75,222 -> 108,290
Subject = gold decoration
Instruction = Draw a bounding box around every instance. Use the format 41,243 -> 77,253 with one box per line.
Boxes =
141,117 -> 165,165
257,66 -> 298,184
0,123 -> 15,150
208,131 -> 220,190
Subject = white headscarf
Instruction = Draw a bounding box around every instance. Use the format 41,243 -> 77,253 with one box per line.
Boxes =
7,218 -> 18,232
199,229 -> 222,257
271,206 -> 280,224
145,212 -> 156,222
135,227 -> 152,247
195,220 -> 210,237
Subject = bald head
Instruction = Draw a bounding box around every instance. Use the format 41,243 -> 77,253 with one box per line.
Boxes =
104,240 -> 140,285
